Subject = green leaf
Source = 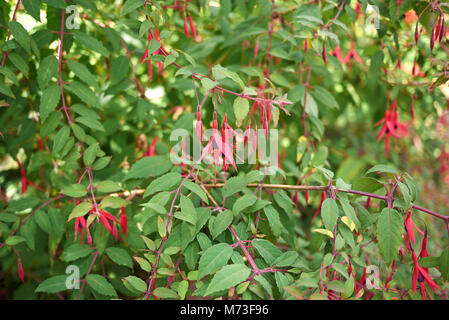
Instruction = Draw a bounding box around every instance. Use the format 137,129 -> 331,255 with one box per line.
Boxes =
263,205 -> 283,237
205,264 -> 251,296
122,0 -> 144,16
68,202 -> 92,221
175,197 -> 198,225
37,56 -> 58,89
144,172 -> 181,197
71,123 -> 86,141
76,116 -> 105,132
123,276 -> 147,293
198,243 -> 234,279
321,198 -> 339,231
153,287 -> 179,299
366,165 -> 399,176
148,39 -> 161,55
61,184 -> 87,198
440,247 -> 449,281
106,247 -> 133,268
201,78 -> 217,91
233,97 -> 249,127
86,274 -> 117,297
22,0 -> 41,21
252,239 -> 282,264
110,56 -> 130,84
92,156 -> 112,170
5,235 -> 26,246
182,181 -> 209,204
60,243 -> 93,262
10,21 -> 31,55
212,210 -> 233,239
0,83 -> 14,98
35,275 -> 69,293
233,194 -> 257,214
377,208 -> 403,266
126,156 -> 173,180
272,251 -> 299,267
311,86 -> 339,109
338,198 -> 360,231
73,31 -> 109,57
39,84 -> 60,122
100,196 -> 128,209
83,143 -> 98,167
67,60 -> 99,90
96,180 -> 122,193
222,176 -> 246,197
178,280 -> 189,300
8,52 -> 29,77
68,81 -> 101,109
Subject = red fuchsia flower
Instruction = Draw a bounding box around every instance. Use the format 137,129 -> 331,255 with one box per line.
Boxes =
411,247 -> 439,299
120,207 -> 127,238
396,0 -> 403,17
355,1 -> 361,20
343,41 -> 363,69
74,216 -> 93,248
16,158 -> 42,194
200,115 -> 240,179
374,100 -> 407,157
96,209 -> 120,238
404,210 -> 425,253
144,137 -> 158,157
330,45 -> 345,64
188,15 -> 197,41
254,38 -> 259,58
183,16 -> 190,38
17,256 -> 24,283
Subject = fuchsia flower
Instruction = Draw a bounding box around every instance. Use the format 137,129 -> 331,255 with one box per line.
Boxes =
411,234 -> 439,299
200,115 -> 241,180
343,41 -> 363,68
16,158 -> 43,194
330,45 -> 344,64
374,100 -> 407,157
121,207 -> 127,238
183,16 -> 190,38
144,137 -> 158,157
75,216 -> 93,248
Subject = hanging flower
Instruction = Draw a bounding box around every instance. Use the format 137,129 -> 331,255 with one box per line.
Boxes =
374,100 -> 407,157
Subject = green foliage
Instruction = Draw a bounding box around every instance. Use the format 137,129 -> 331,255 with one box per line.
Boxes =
0,0 -> 448,301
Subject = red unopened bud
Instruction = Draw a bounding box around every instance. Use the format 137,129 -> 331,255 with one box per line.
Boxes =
414,23 -> 419,44
322,42 -> 327,65
121,207 -> 127,238
188,15 -> 197,41
18,257 -> 24,282
184,16 -> 190,38
254,38 -> 259,58
439,16 -> 445,43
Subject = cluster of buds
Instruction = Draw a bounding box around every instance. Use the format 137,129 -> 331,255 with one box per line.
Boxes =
140,27 -> 165,86
415,5 -> 446,52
